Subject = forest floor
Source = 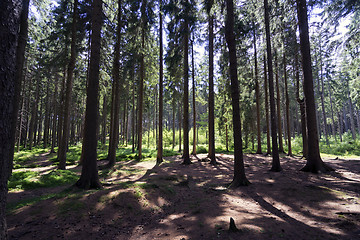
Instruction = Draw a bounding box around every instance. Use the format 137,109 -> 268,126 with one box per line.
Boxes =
6,152 -> 360,240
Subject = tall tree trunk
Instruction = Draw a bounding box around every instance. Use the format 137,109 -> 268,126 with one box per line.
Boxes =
191,36 -> 197,156
264,0 -> 281,171
43,80 -> 51,148
264,54 -> 271,155
275,55 -> 284,153
182,18 -> 191,164
208,14 -> 216,164
349,97 -> 356,140
28,79 -> 40,150
283,48 -> 291,156
57,66 -> 67,151
319,44 -> 329,145
225,0 -> 250,187
0,0 -> 23,237
101,94 -> 107,145
15,0 -> 29,152
132,68 -> 136,153
172,98 -> 176,150
76,0 -> 102,189
51,74 -> 59,153
137,0 -> 146,160
179,102 -> 182,152
338,111 -> 343,142
295,49 -> 308,158
328,82 -> 337,141
296,0 -> 333,173
58,0 -> 78,170
106,0 -> 122,168
157,5 -> 164,164
254,31 -> 262,154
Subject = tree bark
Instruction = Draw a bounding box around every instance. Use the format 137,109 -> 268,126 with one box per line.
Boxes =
157,5 -> 164,165
264,0 -> 281,171
225,0 -> 250,187
296,0 -> 333,173
208,13 -> 216,164
264,54 -> 271,155
0,0 -> 22,238
182,17 -> 191,165
137,0 -> 146,160
191,37 -> 197,156
275,55 -> 284,153
254,31 -> 262,154
349,97 -> 356,140
106,0 -> 122,168
76,0 -> 102,189
283,48 -> 291,156
58,0 -> 78,170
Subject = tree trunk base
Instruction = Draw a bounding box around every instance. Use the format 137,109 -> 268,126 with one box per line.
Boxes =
300,162 -> 334,173
181,159 -> 192,165
75,178 -> 102,190
228,177 -> 251,188
209,159 -> 217,165
269,166 -> 282,172
156,157 -> 163,166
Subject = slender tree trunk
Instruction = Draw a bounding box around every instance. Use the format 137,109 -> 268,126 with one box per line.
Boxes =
225,0 -> 250,187
182,19 -> 191,164
179,103 -> 182,152
275,55 -> 284,153
296,0 -> 333,173
191,37 -> 197,156
51,74 -> 59,153
349,97 -> 356,140
254,31 -> 262,154
319,45 -> 328,145
102,94 -> 107,145
157,5 -> 164,164
57,65 -> 67,151
283,48 -> 291,156
264,54 -> 271,155
338,111 -> 343,142
132,68 -> 136,153
106,0 -> 122,168
28,79 -> 40,150
137,0 -> 146,160
43,80 -> 51,148
58,0 -> 78,170
76,0 -> 102,189
208,14 -> 216,164
328,82 -> 337,141
295,49 -> 308,158
172,99 -> 176,150
264,0 -> 281,171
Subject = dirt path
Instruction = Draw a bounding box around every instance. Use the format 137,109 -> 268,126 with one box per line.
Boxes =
6,154 -> 360,240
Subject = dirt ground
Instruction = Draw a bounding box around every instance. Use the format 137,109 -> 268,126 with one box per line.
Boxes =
6,153 -> 360,240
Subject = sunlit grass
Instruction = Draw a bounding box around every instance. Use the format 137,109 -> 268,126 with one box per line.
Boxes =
8,170 -> 78,191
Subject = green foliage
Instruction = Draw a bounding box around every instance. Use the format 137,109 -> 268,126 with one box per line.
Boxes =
8,170 -> 78,191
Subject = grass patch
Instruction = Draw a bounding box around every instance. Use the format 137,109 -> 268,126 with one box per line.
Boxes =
8,170 -> 78,191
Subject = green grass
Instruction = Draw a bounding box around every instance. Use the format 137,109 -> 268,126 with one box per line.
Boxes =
8,170 -> 78,191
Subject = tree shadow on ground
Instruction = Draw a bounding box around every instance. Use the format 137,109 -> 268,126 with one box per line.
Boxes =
7,153 -> 360,239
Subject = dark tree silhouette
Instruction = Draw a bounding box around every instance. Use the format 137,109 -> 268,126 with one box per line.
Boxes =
264,0 -> 281,172
296,0 -> 334,173
58,0 -> 78,170
0,0 -> 22,238
225,0 -> 250,187
76,0 -> 103,189
157,1 -> 164,165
